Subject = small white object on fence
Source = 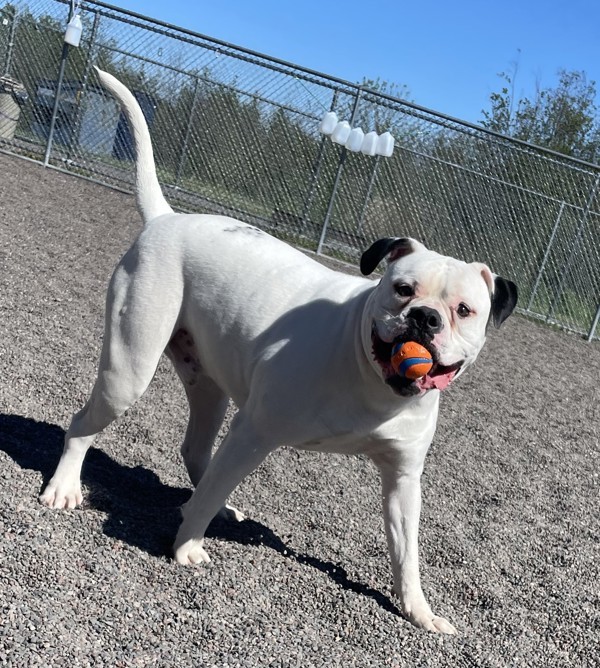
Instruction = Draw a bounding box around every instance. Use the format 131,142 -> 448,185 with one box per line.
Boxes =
361,131 -> 378,156
345,127 -> 364,152
319,111 -> 338,135
376,131 -> 395,157
319,111 -> 395,156
64,13 -> 82,47
331,120 -> 351,145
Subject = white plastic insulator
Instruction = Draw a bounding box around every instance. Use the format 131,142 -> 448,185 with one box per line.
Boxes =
64,13 -> 82,47
361,131 -> 378,156
376,131 -> 395,157
319,111 -> 338,135
345,127 -> 364,152
331,121 -> 351,145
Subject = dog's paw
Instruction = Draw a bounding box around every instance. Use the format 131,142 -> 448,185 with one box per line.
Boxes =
405,609 -> 457,634
174,539 -> 211,565
217,504 -> 245,523
394,588 -> 457,634
424,614 -> 457,635
39,480 -> 83,509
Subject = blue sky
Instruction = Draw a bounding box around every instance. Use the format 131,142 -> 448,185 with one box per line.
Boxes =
114,0 -> 599,125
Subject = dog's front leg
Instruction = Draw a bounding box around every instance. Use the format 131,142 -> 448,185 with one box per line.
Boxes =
374,454 -> 457,634
173,410 -> 274,565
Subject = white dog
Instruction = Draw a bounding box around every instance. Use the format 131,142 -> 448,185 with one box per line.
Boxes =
40,68 -> 517,634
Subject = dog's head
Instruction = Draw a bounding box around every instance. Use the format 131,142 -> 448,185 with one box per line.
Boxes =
361,237 -> 518,397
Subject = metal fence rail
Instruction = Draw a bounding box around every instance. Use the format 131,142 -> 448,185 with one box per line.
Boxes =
1,0 -> 599,340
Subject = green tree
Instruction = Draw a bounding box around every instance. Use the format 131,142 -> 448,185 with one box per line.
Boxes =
482,67 -> 600,161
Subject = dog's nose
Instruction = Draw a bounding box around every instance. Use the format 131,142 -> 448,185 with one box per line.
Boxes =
407,306 -> 443,335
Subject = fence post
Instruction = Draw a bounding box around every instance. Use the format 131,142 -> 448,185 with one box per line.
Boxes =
43,3 -> 73,167
356,154 -> 380,235
2,5 -> 17,75
68,10 -> 100,162
316,87 -> 363,255
175,76 -> 200,186
587,304 -> 600,342
300,90 -> 339,232
547,173 -> 599,322
526,200 -> 565,312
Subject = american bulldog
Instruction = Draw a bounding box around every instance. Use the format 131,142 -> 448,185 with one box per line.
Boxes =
40,69 -> 517,634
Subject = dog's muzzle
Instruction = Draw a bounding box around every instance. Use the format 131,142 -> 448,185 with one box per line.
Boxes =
370,320 -> 462,396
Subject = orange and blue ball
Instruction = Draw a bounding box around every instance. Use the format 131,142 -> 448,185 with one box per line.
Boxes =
391,341 -> 433,380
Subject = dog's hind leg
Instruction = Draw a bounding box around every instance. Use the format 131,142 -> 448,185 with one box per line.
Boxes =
166,330 -> 229,488
166,337 -> 244,522
180,379 -> 245,523
39,360 -> 162,509
173,410 -> 274,564
40,260 -> 181,509
179,378 -> 229,487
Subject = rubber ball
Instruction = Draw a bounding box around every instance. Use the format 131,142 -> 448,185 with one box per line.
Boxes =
391,341 -> 433,380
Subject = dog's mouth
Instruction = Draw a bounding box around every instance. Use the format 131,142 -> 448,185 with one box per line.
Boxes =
371,325 -> 463,396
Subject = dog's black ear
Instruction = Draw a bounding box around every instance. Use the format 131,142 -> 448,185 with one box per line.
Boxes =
490,276 -> 518,328
360,237 -> 414,276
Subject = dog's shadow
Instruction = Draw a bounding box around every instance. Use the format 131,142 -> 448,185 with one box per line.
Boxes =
0,413 -> 400,616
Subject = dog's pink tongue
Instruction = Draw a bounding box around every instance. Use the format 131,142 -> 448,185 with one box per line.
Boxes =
417,370 -> 456,391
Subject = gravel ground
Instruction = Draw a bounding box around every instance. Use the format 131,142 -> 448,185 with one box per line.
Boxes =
0,151 -> 598,667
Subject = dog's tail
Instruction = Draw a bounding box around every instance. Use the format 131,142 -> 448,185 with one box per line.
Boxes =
94,67 -> 173,224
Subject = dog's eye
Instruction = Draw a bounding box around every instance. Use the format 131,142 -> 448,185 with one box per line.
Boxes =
457,303 -> 471,318
394,283 -> 414,298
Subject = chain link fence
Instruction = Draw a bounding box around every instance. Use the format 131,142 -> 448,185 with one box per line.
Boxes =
1,0 -> 599,340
